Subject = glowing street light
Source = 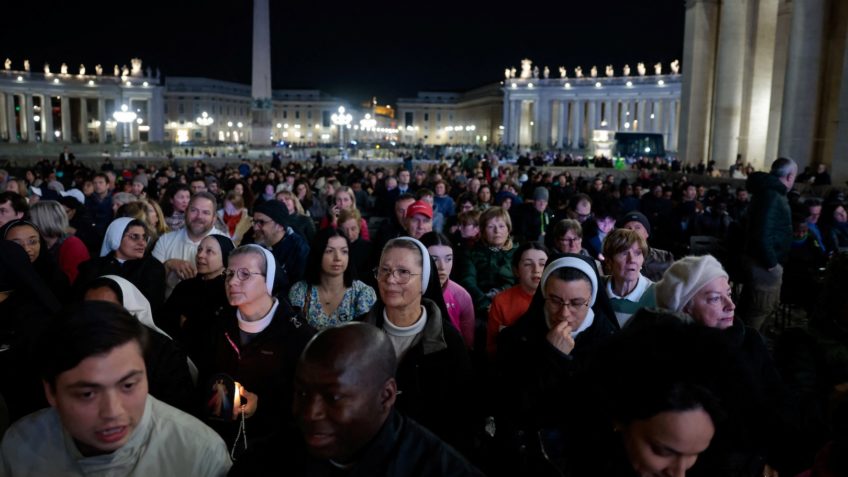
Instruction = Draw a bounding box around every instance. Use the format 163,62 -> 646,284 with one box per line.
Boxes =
196,111 -> 214,143
331,106 -> 352,150
112,104 -> 137,145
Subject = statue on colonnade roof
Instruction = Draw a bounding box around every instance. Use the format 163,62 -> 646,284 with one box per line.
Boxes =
520,59 -> 532,79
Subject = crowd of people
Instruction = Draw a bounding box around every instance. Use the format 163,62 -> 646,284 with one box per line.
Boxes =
0,149 -> 846,476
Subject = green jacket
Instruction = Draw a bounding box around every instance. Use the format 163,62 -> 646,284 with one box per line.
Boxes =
455,242 -> 517,310
744,172 -> 792,269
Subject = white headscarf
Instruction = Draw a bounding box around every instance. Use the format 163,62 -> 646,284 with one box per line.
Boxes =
386,237 -> 430,292
100,217 -> 134,257
540,256 -> 598,338
101,275 -> 171,339
240,244 -> 276,295
101,275 -> 198,384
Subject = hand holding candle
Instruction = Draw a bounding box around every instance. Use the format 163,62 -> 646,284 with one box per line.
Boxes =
232,382 -> 259,420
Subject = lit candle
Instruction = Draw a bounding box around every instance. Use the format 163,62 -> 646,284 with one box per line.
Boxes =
233,382 -> 242,415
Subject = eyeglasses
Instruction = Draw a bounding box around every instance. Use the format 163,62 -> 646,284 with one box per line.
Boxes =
545,296 -> 590,313
223,268 -> 265,281
558,237 -> 581,244
10,237 -> 39,247
124,232 -> 149,242
252,218 -> 271,227
373,267 -> 420,284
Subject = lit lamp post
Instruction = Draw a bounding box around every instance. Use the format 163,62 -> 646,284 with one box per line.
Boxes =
331,106 -> 352,152
360,113 -> 376,143
196,111 -> 214,144
112,104 -> 137,147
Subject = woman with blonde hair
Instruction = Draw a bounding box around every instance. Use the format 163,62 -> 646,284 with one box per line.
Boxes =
145,197 -> 169,237
276,190 -> 316,243
319,185 -> 370,240
456,206 -> 518,348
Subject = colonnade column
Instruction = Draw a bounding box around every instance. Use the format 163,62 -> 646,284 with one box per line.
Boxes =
79,98 -> 89,144
778,0 -> 827,170
0,95 -> 6,141
97,99 -> 107,144
710,0 -> 748,168
637,100 -> 647,131
571,100 -> 583,149
60,96 -> 71,142
557,100 -> 568,148
586,101 -> 597,141
678,0 -> 720,166
604,99 -> 613,128
6,94 -> 18,143
669,100 -> 678,152
502,94 -> 511,146
42,95 -> 54,142
24,94 -> 35,143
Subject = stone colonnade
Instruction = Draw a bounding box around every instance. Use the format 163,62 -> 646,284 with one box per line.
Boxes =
502,75 -> 682,153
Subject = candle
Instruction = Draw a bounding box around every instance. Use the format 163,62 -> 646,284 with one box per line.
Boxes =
233,382 -> 242,415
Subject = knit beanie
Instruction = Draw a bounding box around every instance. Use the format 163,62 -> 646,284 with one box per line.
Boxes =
254,200 -> 289,226
533,186 -> 550,202
616,211 -> 651,236
655,255 -> 728,312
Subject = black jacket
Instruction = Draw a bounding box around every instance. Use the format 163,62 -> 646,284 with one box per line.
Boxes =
360,299 -> 475,454
229,410 -> 485,477
186,299 -> 316,442
76,254 -> 166,312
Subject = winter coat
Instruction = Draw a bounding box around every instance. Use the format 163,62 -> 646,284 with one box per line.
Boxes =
455,242 -> 517,310
76,254 -> 166,313
745,172 -> 792,268
360,299 -> 475,454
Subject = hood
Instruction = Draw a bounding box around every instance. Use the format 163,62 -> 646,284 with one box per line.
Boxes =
745,171 -> 786,196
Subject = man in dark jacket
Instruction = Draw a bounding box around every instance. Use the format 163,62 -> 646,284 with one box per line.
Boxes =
740,157 -> 796,330
251,200 -> 310,296
229,323 -> 483,476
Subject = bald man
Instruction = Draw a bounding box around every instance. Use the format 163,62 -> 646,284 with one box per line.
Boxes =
229,323 -> 483,476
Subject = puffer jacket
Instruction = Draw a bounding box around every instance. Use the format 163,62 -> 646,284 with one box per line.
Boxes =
744,172 -> 792,268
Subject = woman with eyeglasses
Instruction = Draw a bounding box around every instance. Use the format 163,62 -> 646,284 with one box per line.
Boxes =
28,200 -> 90,285
185,244 -> 315,447
1,218 -> 71,302
496,254 -> 616,473
360,237 -> 474,454
75,217 -> 166,312
288,228 -> 376,330
162,234 -> 235,341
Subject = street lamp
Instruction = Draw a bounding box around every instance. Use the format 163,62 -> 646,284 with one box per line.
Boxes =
196,111 -> 214,144
331,106 -> 352,151
112,104 -> 137,146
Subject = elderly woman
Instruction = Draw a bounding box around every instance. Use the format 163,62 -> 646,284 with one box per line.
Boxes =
1,219 -> 70,301
288,228 -> 376,330
602,228 -> 656,329
651,254 -> 788,477
496,254 -> 617,473
185,245 -> 315,444
456,206 -> 517,313
29,200 -> 90,284
163,234 -> 235,340
546,218 -> 598,260
75,217 -> 166,312
361,237 -> 473,452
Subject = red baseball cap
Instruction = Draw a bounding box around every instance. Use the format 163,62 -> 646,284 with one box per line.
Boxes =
405,200 -> 433,219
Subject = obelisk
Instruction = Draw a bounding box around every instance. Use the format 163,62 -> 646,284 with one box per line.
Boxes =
250,0 -> 272,146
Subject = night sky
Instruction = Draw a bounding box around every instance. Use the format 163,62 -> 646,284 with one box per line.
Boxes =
2,0 -> 684,104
